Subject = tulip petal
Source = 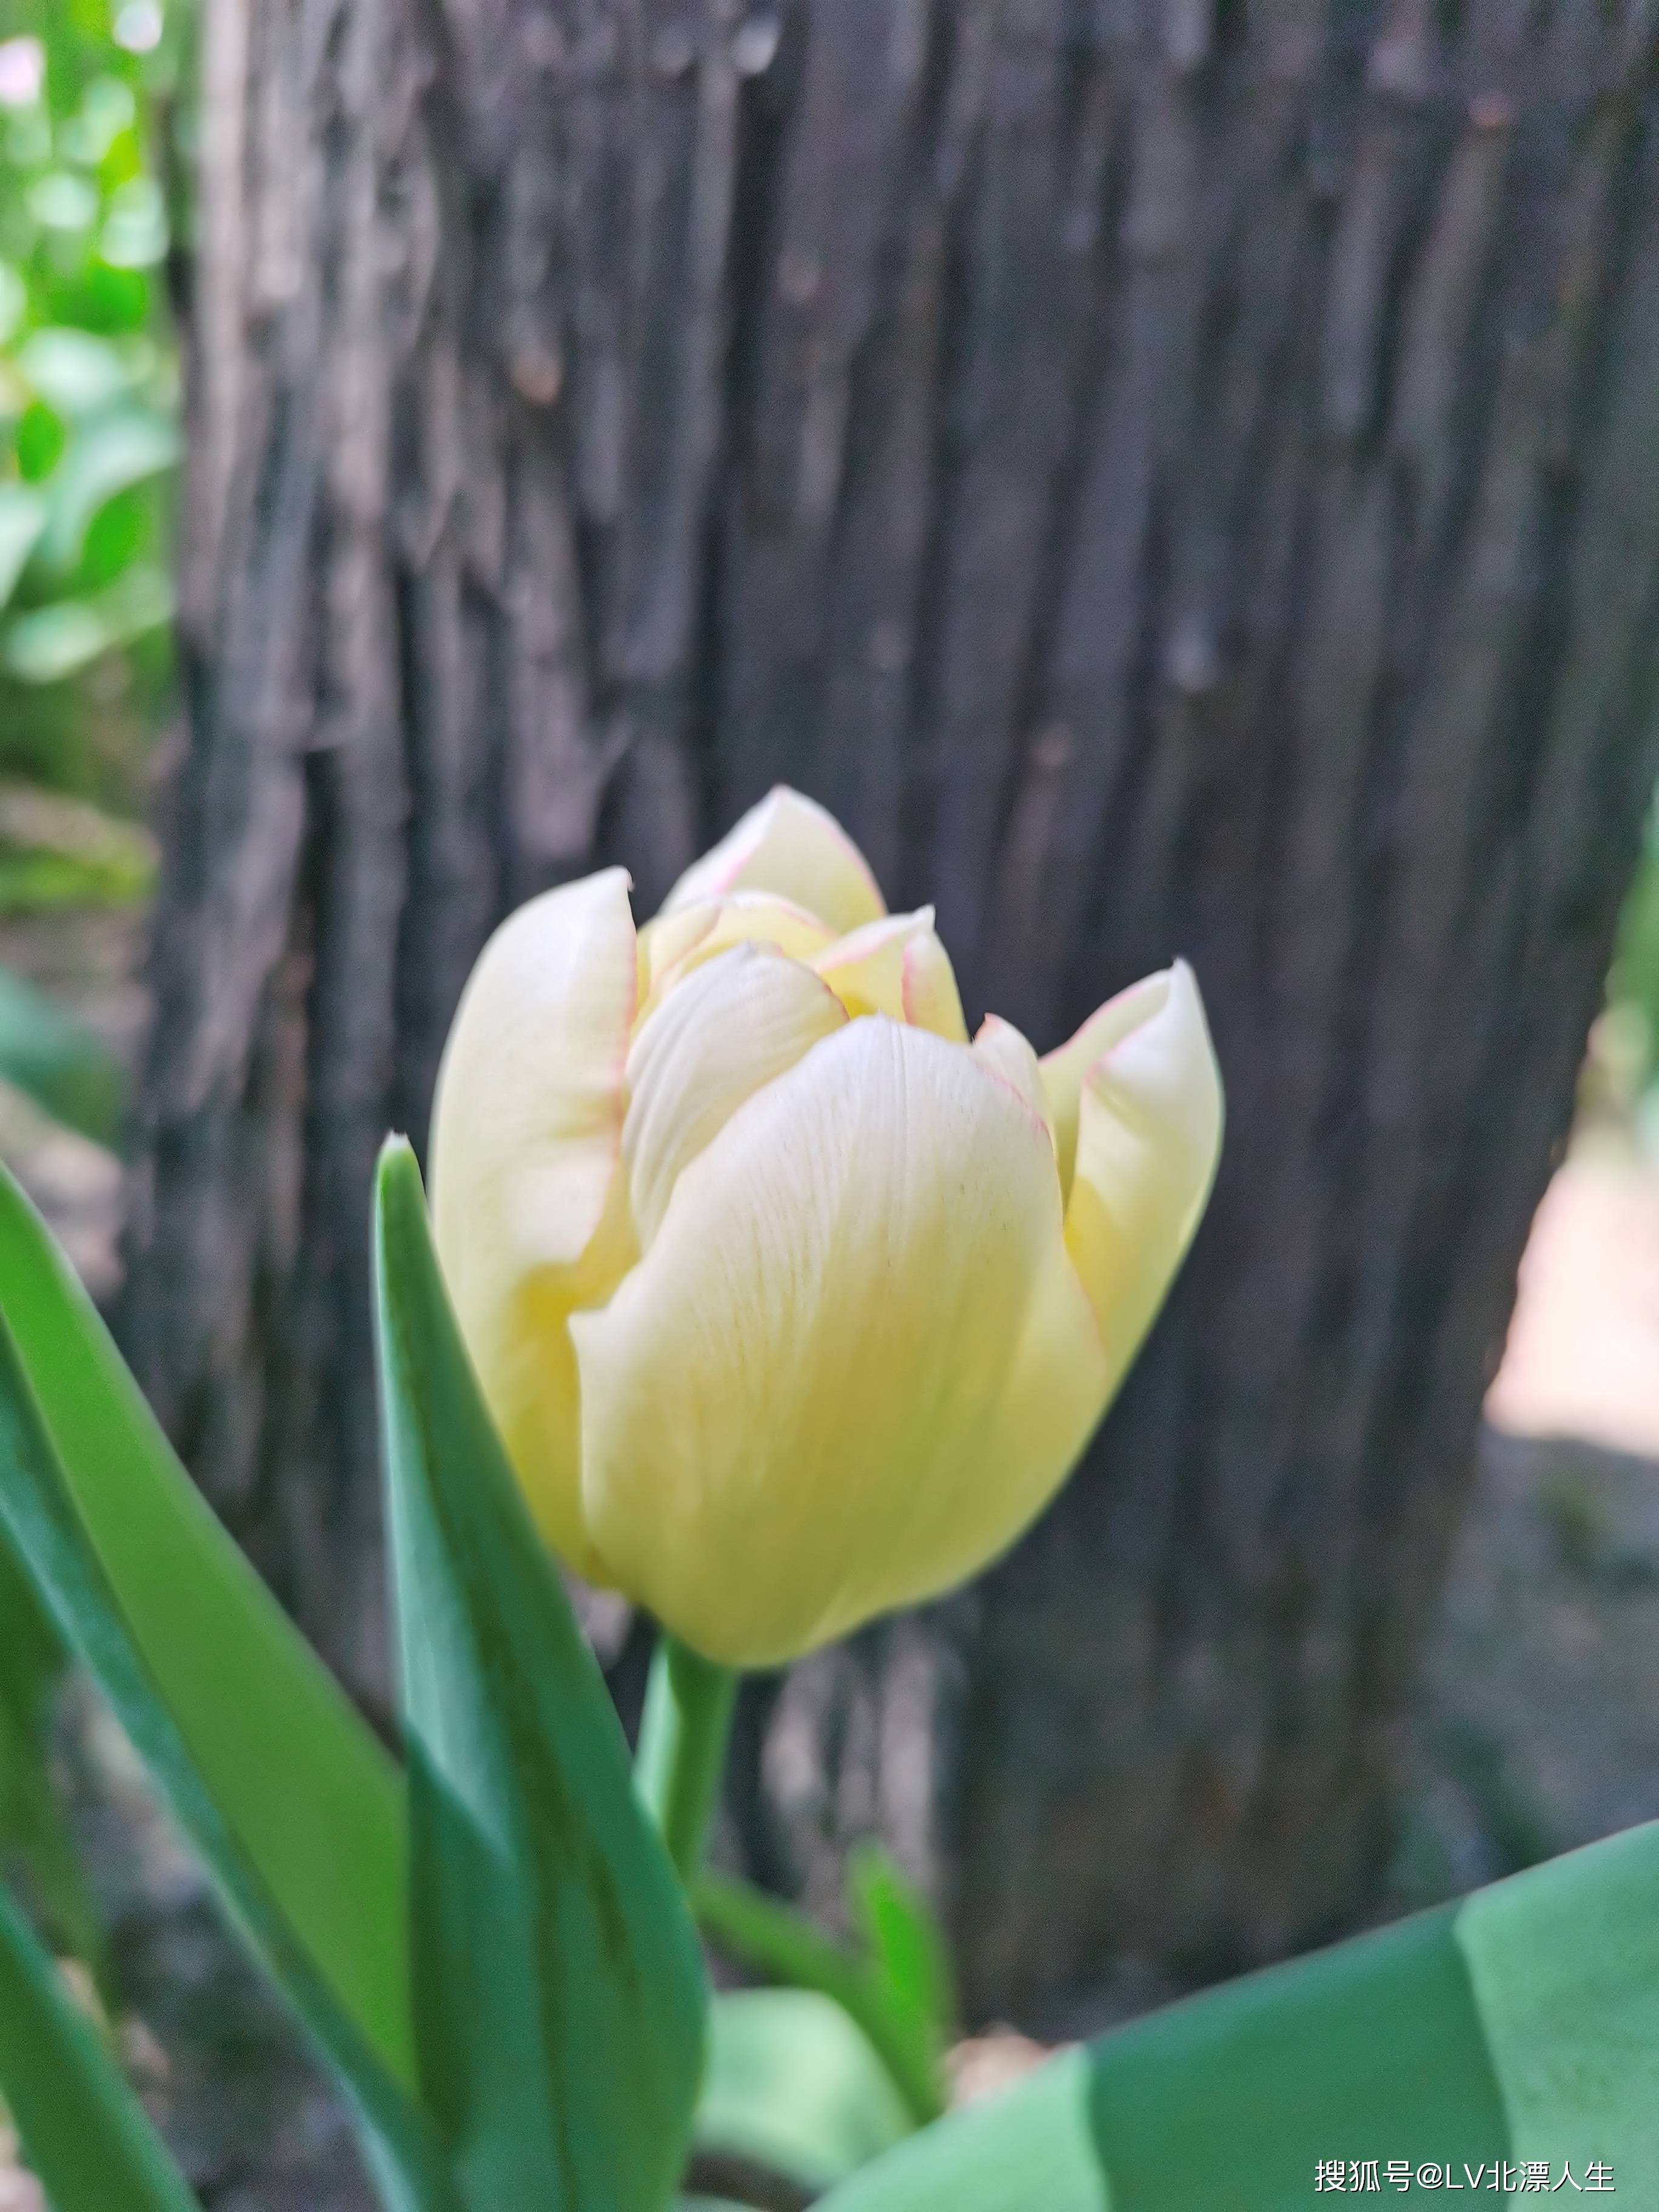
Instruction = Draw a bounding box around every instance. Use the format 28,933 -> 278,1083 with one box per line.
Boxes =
1064,959 -> 1222,1386
972,1013 -> 1052,1138
570,1019 -> 1110,1666
810,910 -> 970,1044
638,894 -> 837,1024
623,944 -> 847,1247
429,868 -> 638,1578
661,787 -> 887,935
1039,970 -> 1176,1201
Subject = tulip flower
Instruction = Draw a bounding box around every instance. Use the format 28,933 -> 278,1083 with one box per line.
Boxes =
429,788 -> 1222,1668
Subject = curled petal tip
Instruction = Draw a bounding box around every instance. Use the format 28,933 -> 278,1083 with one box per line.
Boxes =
971,1013 -> 1052,1139
1062,959 -> 1222,1387
813,907 -> 968,1041
661,787 -> 886,935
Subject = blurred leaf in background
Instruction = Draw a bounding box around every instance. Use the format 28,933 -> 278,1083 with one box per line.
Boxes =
0,959 -> 125,1143
0,780 -> 152,913
0,0 -> 184,818
1598,786 -> 1659,1141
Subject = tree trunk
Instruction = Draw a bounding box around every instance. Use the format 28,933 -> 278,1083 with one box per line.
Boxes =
128,0 -> 1659,2025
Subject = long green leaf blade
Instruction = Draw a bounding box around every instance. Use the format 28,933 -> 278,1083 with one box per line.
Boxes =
0,1541 -> 111,2004
817,1820 -> 1659,2209
0,1182 -> 450,2210
374,1138 -> 706,2212
0,1875 -> 201,2212
0,1163 -> 409,2078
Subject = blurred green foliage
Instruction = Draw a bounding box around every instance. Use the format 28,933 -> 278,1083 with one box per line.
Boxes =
1599,790 -> 1659,1128
0,0 -> 185,814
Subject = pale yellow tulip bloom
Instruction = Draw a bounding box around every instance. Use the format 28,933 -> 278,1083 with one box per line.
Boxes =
429,786 -> 1222,1666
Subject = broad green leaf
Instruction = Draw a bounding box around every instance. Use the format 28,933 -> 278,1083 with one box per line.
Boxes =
0,1875 -> 200,2212
817,1821 -> 1659,2210
0,965 -> 123,1143
1455,1823 -> 1659,2184
695,1989 -> 913,2195
0,1167 -> 447,2209
0,488 -> 47,611
374,1138 -> 706,2212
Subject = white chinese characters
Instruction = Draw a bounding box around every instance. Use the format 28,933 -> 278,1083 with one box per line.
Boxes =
1314,2159 -> 1614,2193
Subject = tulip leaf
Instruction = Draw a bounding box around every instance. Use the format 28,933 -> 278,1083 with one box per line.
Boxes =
0,1874 -> 201,2212
694,1988 -> 914,2194
847,1845 -> 953,2095
815,1821 -> 1659,2211
695,1868 -> 943,2125
374,1138 -> 707,2212
0,1166 -> 450,2212
0,1540 -> 111,2005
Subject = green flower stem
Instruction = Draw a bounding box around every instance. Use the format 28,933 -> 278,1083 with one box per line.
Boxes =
692,1868 -> 946,2127
634,1635 -> 947,2127
635,1633 -> 739,1886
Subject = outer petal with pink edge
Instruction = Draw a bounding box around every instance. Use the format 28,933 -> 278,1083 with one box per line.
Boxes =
1063,959 -> 1223,1395
428,868 -> 638,1580
569,1017 -> 1110,1666
660,786 -> 887,936
1039,969 -> 1175,1200
810,909 -> 969,1042
971,1013 -> 1052,1136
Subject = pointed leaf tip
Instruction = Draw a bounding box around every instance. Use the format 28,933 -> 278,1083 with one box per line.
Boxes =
375,1145 -> 707,2211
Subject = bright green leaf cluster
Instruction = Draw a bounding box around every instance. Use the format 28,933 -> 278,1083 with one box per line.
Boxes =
0,0 -> 180,818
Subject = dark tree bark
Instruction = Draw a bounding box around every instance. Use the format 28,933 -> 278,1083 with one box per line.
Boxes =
129,0 -> 1659,2025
